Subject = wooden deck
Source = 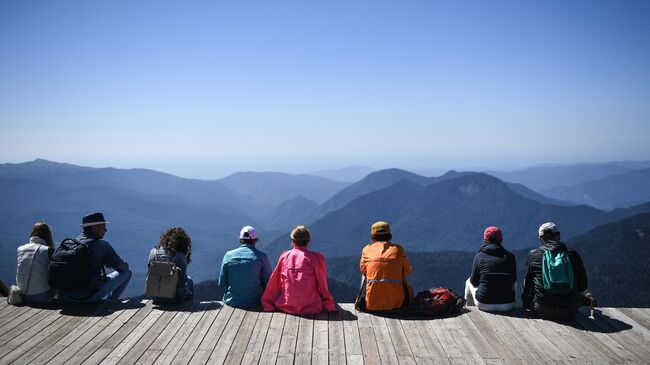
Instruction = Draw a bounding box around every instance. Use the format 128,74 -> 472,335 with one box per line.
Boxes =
0,299 -> 648,364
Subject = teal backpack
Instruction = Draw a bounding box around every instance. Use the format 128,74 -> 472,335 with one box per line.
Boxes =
541,246 -> 574,295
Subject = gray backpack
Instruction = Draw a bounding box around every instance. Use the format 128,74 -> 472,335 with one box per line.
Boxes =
145,250 -> 179,299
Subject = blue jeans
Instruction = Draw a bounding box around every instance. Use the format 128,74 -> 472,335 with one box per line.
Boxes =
65,270 -> 132,302
24,289 -> 55,304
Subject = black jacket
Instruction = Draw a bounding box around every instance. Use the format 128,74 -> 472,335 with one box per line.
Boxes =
521,241 -> 588,309
469,243 -> 517,304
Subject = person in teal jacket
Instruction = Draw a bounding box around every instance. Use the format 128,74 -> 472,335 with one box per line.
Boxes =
218,226 -> 272,309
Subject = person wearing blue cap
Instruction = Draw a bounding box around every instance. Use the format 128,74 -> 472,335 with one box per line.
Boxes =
63,212 -> 132,302
218,226 -> 272,309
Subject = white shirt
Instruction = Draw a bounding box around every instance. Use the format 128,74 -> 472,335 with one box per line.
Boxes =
16,237 -> 52,295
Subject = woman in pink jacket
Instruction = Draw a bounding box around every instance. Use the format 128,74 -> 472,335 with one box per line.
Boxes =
261,225 -> 336,315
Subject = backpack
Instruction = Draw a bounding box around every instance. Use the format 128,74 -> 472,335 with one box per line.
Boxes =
405,287 -> 466,317
541,247 -> 574,295
145,252 -> 179,299
48,238 -> 94,290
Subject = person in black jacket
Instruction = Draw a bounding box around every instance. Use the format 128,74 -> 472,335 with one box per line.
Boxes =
465,226 -> 517,312
522,222 -> 596,320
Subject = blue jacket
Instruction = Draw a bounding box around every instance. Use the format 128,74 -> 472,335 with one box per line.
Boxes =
219,244 -> 272,308
148,246 -> 192,300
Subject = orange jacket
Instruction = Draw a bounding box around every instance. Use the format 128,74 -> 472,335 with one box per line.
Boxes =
360,241 -> 413,311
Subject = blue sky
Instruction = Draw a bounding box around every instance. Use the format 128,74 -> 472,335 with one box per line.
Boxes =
1,0 -> 649,178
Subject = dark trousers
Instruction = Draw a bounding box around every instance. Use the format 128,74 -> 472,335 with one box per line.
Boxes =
534,302 -> 577,320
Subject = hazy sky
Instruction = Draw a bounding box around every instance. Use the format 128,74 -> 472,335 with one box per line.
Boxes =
1,0 -> 649,179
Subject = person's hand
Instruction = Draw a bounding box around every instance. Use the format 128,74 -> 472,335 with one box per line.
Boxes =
585,292 -> 597,307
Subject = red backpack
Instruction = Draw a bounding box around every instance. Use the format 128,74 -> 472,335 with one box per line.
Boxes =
406,287 -> 466,317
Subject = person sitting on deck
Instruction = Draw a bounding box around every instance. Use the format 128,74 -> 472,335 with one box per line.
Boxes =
357,221 -> 413,312
522,222 -> 597,320
261,225 -> 336,315
63,212 -> 132,302
464,226 -> 516,312
218,226 -> 272,309
148,227 -> 194,304
14,222 -> 57,304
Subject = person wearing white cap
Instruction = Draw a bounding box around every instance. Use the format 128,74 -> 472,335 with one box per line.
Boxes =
63,212 -> 131,302
521,222 -> 596,320
218,226 -> 272,309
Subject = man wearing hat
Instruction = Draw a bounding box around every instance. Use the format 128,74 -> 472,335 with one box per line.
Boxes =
465,226 -> 517,312
358,221 -> 413,311
218,226 -> 272,309
64,212 -> 132,302
521,222 -> 596,319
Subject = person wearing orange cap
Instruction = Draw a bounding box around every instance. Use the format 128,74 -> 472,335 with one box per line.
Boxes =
465,226 -> 517,312
357,221 -> 413,311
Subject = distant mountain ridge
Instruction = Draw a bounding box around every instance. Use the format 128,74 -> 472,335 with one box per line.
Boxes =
218,171 -> 348,205
487,160 -> 650,192
308,166 -> 375,182
543,168 -> 650,210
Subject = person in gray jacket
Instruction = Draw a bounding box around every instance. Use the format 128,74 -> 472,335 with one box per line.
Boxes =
148,227 -> 194,304
64,212 -> 132,302
15,222 -> 56,304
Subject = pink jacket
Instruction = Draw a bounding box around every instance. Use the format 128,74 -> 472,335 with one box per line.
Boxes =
261,245 -> 336,315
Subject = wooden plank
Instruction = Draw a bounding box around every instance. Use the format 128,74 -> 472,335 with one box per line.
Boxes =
0,307 -> 46,346
190,304 -> 236,364
115,308 -> 179,365
498,311 -> 565,363
576,310 -> 650,363
310,312 -> 328,365
0,307 -> 63,358
30,303 -> 120,365
44,300 -> 146,365
328,309 -> 346,365
399,317 -> 435,365
385,315 -> 416,365
151,302 -> 211,365
276,313 -> 300,365
0,302 -> 22,318
439,315 -> 486,365
522,311 -> 587,364
77,300 -> 155,365
355,309 -> 381,365
413,319 -> 451,365
370,314 -> 400,365
453,311 -> 507,365
427,317 -> 468,365
618,308 -> 650,331
135,302 -> 199,365
2,302 -> 109,364
223,310 -> 259,365
520,309 -> 598,365
293,314 -> 314,365
170,302 -> 222,365
98,307 -> 166,365
464,309 -> 519,365
477,311 -> 541,365
258,312 -> 286,364
597,308 -> 650,344
240,311 -> 273,365
212,306 -> 251,364
339,304 -> 363,365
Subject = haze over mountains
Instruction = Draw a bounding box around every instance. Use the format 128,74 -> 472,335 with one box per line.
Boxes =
1,158 -> 649,302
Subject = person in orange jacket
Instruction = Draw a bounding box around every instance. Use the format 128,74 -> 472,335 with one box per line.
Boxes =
358,221 -> 413,311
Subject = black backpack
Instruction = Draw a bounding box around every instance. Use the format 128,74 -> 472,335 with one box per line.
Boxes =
48,238 -> 93,290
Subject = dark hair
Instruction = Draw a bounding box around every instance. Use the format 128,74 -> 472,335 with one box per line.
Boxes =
372,233 -> 392,242
485,235 -> 502,245
30,222 -> 54,247
239,238 -> 258,245
159,227 -> 192,263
